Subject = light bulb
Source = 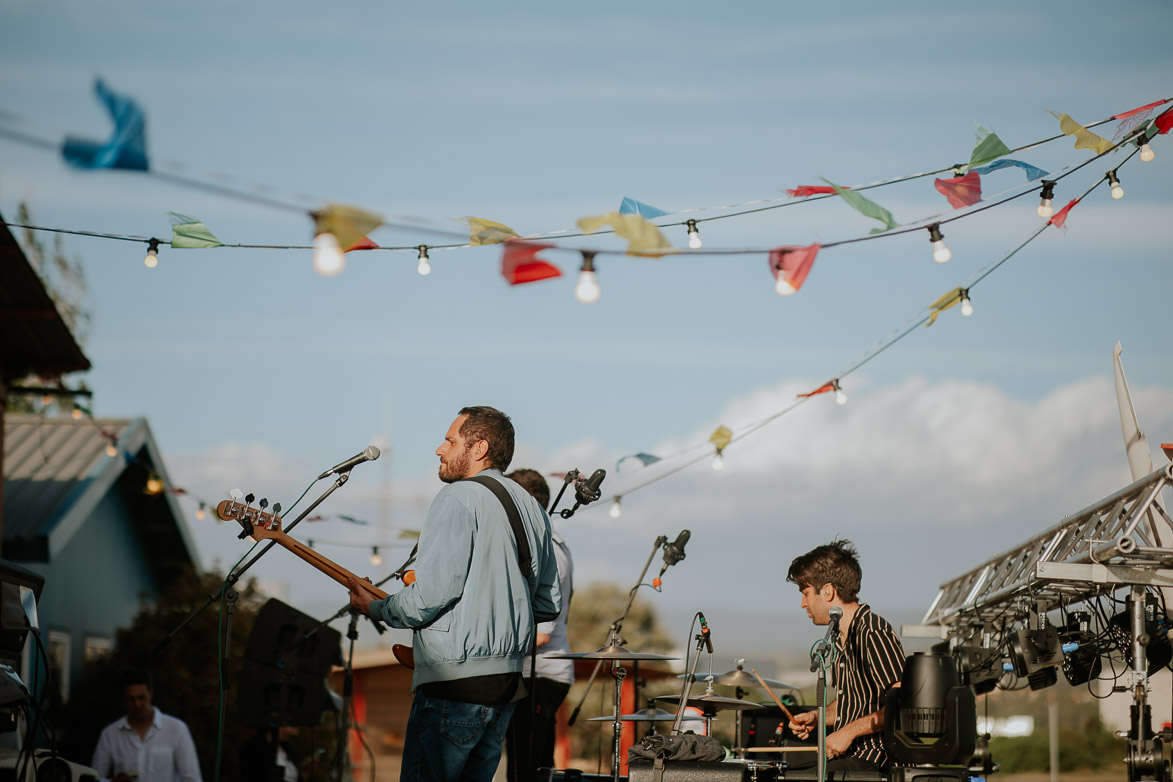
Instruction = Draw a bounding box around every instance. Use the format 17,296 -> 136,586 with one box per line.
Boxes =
71,407 -> 82,420
1037,199 -> 1053,218
41,394 -> 52,405
927,224 -> 951,263
609,498 -> 622,518
370,547 -> 383,567
1107,171 -> 1124,200
312,232 -> 346,276
834,383 -> 848,405
146,476 -> 164,495
1037,181 -> 1056,218
775,274 -> 796,296
105,443 -> 118,458
575,253 -> 600,303
712,451 -> 724,471
960,291 -> 974,317
416,245 -> 431,276
686,219 -> 702,250
195,504 -> 207,520
1139,141 -> 1155,162
143,238 -> 160,269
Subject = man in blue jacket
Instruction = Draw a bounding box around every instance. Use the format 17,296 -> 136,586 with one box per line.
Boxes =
348,406 -> 561,782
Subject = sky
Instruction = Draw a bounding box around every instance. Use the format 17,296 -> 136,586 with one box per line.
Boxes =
2,1 -> 1171,670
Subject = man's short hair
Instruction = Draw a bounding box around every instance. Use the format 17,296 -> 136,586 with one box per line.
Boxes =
458,406 -> 515,471
507,468 -> 550,510
786,539 -> 862,603
119,668 -> 152,691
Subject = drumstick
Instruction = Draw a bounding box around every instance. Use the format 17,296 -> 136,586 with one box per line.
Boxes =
750,668 -> 796,724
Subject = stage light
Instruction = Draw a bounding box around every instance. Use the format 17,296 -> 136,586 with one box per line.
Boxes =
574,252 -> 600,303
144,238 -> 160,268
960,289 -> 973,317
370,547 -> 383,567
1060,611 -> 1102,686
312,232 -> 345,276
686,219 -> 702,250
1107,171 -> 1124,200
416,245 -> 432,276
609,498 -> 622,518
927,223 -> 951,263
1037,181 -> 1055,218
833,379 -> 848,405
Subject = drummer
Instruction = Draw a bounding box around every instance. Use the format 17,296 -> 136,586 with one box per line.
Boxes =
785,540 -> 904,772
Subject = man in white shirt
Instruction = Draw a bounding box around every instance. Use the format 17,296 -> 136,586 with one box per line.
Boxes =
92,669 -> 202,782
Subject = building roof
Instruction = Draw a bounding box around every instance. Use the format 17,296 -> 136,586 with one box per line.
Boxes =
0,216 -> 91,382
2,415 -> 199,577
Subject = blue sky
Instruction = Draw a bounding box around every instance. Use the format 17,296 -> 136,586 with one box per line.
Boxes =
2,1 -> 1171,662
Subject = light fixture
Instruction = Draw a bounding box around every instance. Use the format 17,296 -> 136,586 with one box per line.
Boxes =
711,450 -> 725,471
370,547 -> 383,566
1107,170 -> 1124,200
833,379 -> 848,405
195,503 -> 207,521
686,219 -> 702,250
416,245 -> 432,276
775,271 -> 796,296
1037,181 -> 1056,218
927,223 -> 951,263
574,252 -> 601,303
312,232 -> 346,276
144,238 -> 160,268
71,407 -> 83,420
145,475 -> 164,495
960,288 -> 973,317
1137,136 -> 1155,162
609,498 -> 622,518
105,443 -> 118,458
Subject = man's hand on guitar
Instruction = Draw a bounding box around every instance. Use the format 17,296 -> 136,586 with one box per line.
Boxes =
348,575 -> 376,616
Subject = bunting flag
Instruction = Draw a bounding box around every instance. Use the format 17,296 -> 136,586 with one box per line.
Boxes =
971,159 -> 1050,182
786,185 -> 841,198
926,287 -> 965,326
709,426 -> 732,452
968,125 -> 1011,168
1114,99 -> 1167,120
798,382 -> 834,398
1153,107 -> 1173,136
934,171 -> 982,209
465,216 -> 520,245
314,203 -> 383,251
619,452 -> 662,469
167,212 -> 222,248
345,236 -> 379,251
577,212 -> 674,256
821,178 -> 897,234
1049,111 -> 1114,155
619,197 -> 671,219
62,79 -> 149,171
1049,197 -> 1081,230
500,240 -> 561,285
768,243 -> 821,294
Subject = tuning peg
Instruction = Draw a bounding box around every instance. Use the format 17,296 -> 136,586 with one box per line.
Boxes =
237,517 -> 254,540
229,489 -> 243,501
258,498 -> 269,510
245,493 -> 255,505
272,503 -> 282,515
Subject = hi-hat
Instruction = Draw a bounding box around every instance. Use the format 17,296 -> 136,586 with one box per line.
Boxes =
547,644 -> 678,661
586,708 -> 703,722
680,669 -> 798,691
654,692 -> 763,712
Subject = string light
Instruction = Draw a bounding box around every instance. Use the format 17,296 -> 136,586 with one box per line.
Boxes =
145,474 -> 164,495
1137,136 -> 1155,162
144,238 -> 160,269
1037,181 -> 1056,218
71,407 -> 82,420
105,443 -> 118,458
312,232 -> 345,276
712,449 -> 725,471
41,394 -> 52,405
416,245 -> 432,276
574,252 -> 601,304
960,288 -> 974,317
927,223 -> 951,263
775,271 -> 796,296
832,379 -> 848,405
609,497 -> 622,518
195,503 -> 207,520
370,546 -> 383,566
686,219 -> 702,250
1107,170 -> 1124,200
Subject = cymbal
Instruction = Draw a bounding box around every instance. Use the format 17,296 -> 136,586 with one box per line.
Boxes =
680,669 -> 798,691
654,692 -> 763,712
546,644 -> 678,661
586,708 -> 703,722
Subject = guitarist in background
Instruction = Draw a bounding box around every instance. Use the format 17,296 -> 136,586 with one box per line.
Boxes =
348,406 -> 561,782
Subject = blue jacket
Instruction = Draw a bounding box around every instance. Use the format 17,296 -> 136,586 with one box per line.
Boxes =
368,469 -> 562,688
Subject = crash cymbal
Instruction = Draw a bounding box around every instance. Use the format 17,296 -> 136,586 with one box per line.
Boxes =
547,644 -> 678,661
679,669 -> 798,691
586,708 -> 703,722
653,692 -> 763,712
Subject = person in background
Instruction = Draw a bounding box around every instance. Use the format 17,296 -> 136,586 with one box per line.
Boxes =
92,668 -> 202,782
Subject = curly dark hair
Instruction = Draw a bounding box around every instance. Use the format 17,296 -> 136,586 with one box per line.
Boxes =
506,468 -> 550,510
786,539 -> 862,603
458,405 -> 515,471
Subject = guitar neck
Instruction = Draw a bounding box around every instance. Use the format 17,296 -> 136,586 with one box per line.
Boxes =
274,535 -> 390,601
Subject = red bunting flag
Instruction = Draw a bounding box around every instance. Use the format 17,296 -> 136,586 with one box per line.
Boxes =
933,171 -> 982,209
1049,198 -> 1081,230
798,382 -> 834,398
768,243 -> 821,295
1113,99 -> 1167,120
501,241 -> 561,285
345,236 -> 379,251
786,185 -> 842,198
1154,107 -> 1173,135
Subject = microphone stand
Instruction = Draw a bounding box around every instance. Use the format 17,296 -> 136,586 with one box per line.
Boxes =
669,621 -> 709,735
809,634 -> 834,782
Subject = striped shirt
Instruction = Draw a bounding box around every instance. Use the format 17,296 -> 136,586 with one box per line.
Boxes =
831,604 -> 905,767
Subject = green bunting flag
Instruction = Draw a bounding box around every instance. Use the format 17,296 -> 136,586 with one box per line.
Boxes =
167,212 -> 222,248
968,124 -> 1011,169
821,178 -> 897,234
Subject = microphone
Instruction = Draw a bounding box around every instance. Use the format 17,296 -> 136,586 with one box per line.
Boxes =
574,469 -> 606,505
698,612 -> 715,654
318,445 -> 381,480
658,530 -> 691,578
810,606 -> 843,672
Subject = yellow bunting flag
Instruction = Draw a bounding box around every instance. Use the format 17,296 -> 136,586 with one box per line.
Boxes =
577,212 -> 675,257
709,425 -> 733,453
1049,111 -> 1114,155
314,203 -> 384,251
926,287 -> 964,326
465,216 -> 520,245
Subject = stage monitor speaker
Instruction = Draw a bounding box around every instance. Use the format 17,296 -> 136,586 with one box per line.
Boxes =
237,659 -> 338,727
243,599 -> 341,676
737,704 -> 816,748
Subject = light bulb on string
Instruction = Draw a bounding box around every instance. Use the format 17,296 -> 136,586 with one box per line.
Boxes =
775,272 -> 796,296
1037,181 -> 1056,218
195,503 -> 207,520
686,219 -> 702,250
833,380 -> 848,406
312,232 -> 346,276
960,288 -> 974,317
41,394 -> 52,405
1137,135 -> 1155,162
71,407 -> 83,420
145,475 -> 164,495
712,449 -> 725,471
143,238 -> 160,269
105,443 -> 118,458
574,252 -> 601,303
416,245 -> 432,276
370,547 -> 383,567
609,498 -> 622,518
1107,171 -> 1124,200
927,223 -> 951,263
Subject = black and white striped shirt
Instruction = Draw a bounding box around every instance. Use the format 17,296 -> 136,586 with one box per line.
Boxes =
831,603 -> 905,767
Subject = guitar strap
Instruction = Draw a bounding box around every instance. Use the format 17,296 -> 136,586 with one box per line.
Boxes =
464,475 -> 532,576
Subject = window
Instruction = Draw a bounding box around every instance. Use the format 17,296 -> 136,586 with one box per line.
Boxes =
84,636 -> 113,664
46,631 -> 70,703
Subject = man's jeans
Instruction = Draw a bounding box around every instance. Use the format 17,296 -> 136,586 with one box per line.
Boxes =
401,689 -> 517,782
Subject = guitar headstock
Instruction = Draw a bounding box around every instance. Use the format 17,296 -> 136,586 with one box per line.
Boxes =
216,496 -> 284,541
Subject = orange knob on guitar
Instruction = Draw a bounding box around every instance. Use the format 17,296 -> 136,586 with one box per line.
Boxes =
402,570 -> 416,586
